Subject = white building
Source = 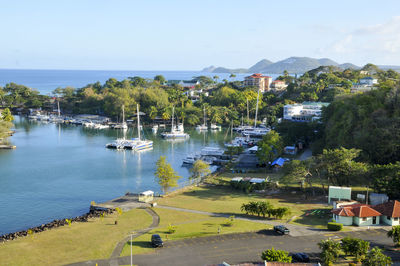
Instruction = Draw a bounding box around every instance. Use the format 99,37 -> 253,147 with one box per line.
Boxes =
283,102 -> 329,122
359,77 -> 378,86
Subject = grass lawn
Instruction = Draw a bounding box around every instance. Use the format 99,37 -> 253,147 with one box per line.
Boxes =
156,185 -> 331,226
120,207 -> 271,256
0,208 -> 152,266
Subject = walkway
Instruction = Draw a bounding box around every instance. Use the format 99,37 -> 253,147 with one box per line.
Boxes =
68,207 -> 159,266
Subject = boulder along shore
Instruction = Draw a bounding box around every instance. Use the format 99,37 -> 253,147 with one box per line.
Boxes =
0,206 -> 114,242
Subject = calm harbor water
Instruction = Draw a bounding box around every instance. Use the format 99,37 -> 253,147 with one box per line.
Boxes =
0,116 -> 228,235
0,69 -> 274,95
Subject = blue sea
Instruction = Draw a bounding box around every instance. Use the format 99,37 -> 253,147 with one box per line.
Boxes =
0,69 -> 276,95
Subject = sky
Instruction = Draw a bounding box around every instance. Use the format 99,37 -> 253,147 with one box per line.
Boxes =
1,0 -> 400,70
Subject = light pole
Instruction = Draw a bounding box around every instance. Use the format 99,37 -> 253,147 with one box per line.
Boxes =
130,233 -> 133,266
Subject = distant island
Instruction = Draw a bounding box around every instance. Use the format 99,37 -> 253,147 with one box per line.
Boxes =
202,56 -> 400,74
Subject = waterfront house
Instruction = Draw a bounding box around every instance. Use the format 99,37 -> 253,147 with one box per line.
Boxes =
243,73 -> 272,93
283,102 -> 329,122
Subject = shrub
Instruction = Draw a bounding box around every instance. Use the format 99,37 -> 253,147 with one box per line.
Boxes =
261,247 -> 292,262
223,216 -> 235,227
327,222 -> 343,231
167,223 -> 177,234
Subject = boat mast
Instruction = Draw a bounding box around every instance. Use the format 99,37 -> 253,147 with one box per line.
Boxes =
171,107 -> 174,133
246,98 -> 249,125
254,88 -> 260,127
122,105 -> 125,125
137,104 -> 141,141
57,100 -> 61,117
203,106 -> 206,126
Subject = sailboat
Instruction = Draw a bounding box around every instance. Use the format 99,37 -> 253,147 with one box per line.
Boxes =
124,104 -> 153,151
113,105 -> 128,130
161,107 -> 189,139
196,107 -> 208,131
241,88 -> 270,138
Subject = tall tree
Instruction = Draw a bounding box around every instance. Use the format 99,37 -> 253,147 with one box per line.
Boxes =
154,75 -> 166,85
316,147 -> 368,186
257,130 -> 284,165
190,160 -> 211,183
154,156 -> 181,194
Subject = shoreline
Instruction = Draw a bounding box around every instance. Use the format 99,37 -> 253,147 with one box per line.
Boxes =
0,206 -> 114,242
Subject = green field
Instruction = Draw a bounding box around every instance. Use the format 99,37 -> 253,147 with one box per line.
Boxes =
120,207 -> 271,256
0,209 -> 152,266
157,185 -> 331,225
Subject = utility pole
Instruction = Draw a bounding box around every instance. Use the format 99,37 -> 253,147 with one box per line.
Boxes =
130,234 -> 133,266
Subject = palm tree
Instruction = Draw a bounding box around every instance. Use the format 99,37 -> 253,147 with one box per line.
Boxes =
149,106 -> 158,120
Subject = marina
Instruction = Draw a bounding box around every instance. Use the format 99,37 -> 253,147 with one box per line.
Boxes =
0,116 -> 227,236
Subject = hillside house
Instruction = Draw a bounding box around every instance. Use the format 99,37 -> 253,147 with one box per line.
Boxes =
243,73 -> 272,92
270,80 -> 287,91
283,102 -> 329,122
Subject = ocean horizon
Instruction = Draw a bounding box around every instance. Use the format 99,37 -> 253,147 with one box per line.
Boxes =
0,69 -> 279,95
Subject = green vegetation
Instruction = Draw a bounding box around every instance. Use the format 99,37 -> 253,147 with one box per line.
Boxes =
327,222 -> 343,231
156,185 -> 331,228
362,247 -> 392,266
341,237 -> 370,262
256,130 -> 284,165
240,201 -> 291,219
155,156 -> 181,194
318,238 -> 342,265
189,160 -> 211,182
261,247 -> 292,263
0,107 -> 13,142
0,209 -> 152,266
387,225 -> 400,247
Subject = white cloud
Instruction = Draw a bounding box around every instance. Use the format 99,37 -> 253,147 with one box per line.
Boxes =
320,16 -> 400,64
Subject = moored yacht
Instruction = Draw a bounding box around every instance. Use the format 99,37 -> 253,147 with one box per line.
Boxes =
161,107 -> 189,139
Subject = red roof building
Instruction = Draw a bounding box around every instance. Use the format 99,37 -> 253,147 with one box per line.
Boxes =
332,204 -> 382,226
373,200 -> 400,226
244,73 -> 272,92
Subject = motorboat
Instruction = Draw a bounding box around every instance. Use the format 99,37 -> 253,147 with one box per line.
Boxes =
210,124 -> 221,130
242,127 -> 270,138
182,153 -> 201,164
152,124 -> 158,133
200,147 -> 225,157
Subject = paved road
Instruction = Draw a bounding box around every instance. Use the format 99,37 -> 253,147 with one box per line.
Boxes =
68,229 -> 399,266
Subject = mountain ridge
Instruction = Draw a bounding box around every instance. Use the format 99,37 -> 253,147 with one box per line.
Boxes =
202,57 -> 367,74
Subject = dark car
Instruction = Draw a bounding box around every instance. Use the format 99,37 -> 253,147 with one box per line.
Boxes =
291,252 -> 310,262
151,234 -> 163,247
273,225 -> 290,235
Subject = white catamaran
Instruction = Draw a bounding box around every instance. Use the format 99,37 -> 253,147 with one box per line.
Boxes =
161,107 -> 189,139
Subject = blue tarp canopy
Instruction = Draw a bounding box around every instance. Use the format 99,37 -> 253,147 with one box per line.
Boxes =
271,157 -> 285,167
